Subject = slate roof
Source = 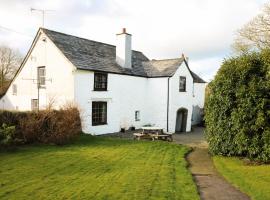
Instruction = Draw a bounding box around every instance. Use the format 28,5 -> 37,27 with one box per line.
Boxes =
42,28 -> 206,83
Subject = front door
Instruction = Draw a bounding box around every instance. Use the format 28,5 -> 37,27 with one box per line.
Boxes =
175,109 -> 188,133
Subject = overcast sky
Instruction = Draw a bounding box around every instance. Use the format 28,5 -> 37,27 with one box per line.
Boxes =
0,0 -> 268,81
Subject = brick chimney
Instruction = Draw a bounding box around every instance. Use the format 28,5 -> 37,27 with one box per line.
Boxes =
116,28 -> 132,68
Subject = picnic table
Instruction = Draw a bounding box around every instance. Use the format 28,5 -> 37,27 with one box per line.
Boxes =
133,127 -> 173,142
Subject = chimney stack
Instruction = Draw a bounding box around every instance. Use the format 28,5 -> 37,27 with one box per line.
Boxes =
116,28 -> 132,68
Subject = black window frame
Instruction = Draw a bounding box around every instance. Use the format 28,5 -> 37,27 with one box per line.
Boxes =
92,101 -> 107,126
179,76 -> 186,92
94,72 -> 108,91
37,66 -> 46,88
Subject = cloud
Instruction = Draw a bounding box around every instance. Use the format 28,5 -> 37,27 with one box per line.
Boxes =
0,0 -> 268,79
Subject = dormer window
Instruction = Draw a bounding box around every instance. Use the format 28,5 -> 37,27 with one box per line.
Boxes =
179,76 -> 186,92
94,72 -> 107,91
37,66 -> 46,88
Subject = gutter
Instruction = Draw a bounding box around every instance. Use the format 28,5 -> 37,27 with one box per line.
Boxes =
166,77 -> 170,132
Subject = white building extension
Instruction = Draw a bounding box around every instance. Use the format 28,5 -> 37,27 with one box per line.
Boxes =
0,28 -> 207,135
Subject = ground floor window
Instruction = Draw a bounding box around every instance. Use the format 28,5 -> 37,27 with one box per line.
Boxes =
92,101 -> 107,126
31,99 -> 38,111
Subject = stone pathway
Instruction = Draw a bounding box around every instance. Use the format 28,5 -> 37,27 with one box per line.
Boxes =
173,127 -> 250,200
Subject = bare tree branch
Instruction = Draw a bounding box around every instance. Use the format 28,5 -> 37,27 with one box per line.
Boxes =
0,45 -> 23,96
233,3 -> 270,54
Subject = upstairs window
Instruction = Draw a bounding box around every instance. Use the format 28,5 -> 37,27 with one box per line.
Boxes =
12,84 -> 17,95
92,101 -> 107,126
179,76 -> 186,92
135,111 -> 140,121
31,99 -> 38,111
37,66 -> 46,88
94,72 -> 107,91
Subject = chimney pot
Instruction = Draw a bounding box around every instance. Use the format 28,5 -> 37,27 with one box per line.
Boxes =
122,28 -> 126,33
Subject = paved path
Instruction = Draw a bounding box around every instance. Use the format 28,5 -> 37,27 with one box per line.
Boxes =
173,127 -> 250,200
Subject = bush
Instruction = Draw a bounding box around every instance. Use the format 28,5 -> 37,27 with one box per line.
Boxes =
205,49 -> 270,162
0,105 -> 82,146
0,123 -> 16,147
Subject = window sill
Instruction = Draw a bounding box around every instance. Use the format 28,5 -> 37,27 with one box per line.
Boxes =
92,123 -> 108,126
92,90 -> 108,92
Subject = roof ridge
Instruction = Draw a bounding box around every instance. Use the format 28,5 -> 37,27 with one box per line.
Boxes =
41,27 -> 144,53
147,57 -> 183,62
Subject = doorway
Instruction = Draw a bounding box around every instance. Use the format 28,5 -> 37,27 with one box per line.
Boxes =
175,108 -> 188,133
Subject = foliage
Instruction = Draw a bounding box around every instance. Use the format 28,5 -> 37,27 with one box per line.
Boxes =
233,3 -> 270,53
0,105 -> 82,145
0,136 -> 199,200
0,123 -> 16,147
205,49 -> 270,162
214,156 -> 270,200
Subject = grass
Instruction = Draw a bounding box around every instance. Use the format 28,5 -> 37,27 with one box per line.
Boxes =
0,135 -> 199,200
214,156 -> 270,200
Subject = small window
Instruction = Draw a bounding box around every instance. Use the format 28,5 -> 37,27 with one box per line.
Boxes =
37,66 -> 46,88
31,99 -> 38,111
12,84 -> 17,95
94,73 -> 107,91
179,76 -> 186,92
135,111 -> 140,121
92,102 -> 107,125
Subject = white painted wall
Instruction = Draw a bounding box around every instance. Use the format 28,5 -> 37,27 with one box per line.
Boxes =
192,83 -> 207,125
168,63 -> 194,132
74,71 -> 149,135
0,30 -> 75,111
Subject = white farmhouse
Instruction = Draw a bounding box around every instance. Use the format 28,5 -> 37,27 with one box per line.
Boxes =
0,28 -> 207,135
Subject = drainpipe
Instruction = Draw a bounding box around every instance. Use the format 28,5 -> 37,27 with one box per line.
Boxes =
166,77 -> 170,132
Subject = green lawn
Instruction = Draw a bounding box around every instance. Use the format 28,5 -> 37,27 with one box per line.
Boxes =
214,156 -> 270,200
0,135 -> 199,200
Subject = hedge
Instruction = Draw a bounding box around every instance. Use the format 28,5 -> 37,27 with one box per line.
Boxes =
0,106 -> 82,146
205,49 -> 270,162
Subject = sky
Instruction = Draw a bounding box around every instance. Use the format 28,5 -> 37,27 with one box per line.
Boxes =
0,0 -> 268,81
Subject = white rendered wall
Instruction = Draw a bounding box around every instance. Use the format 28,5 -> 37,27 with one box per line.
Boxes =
192,83 -> 207,125
0,31 -> 75,111
74,62 -> 205,135
168,63 -> 194,132
74,71 -> 149,135
144,78 -> 168,130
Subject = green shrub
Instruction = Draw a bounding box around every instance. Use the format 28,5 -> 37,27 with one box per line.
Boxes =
0,123 -> 21,147
205,49 -> 270,162
0,105 -> 82,145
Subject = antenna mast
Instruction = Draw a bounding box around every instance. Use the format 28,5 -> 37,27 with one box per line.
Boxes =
30,8 -> 54,27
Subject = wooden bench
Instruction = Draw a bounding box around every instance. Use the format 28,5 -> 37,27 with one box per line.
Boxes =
151,134 -> 173,142
133,132 -> 173,142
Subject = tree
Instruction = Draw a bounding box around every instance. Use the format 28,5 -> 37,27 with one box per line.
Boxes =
233,3 -> 270,53
0,46 -> 22,97
205,49 -> 270,162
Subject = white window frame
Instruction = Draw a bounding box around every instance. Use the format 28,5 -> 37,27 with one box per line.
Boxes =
12,84 -> 17,95
31,99 -> 38,111
135,111 -> 140,121
37,66 -> 46,88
